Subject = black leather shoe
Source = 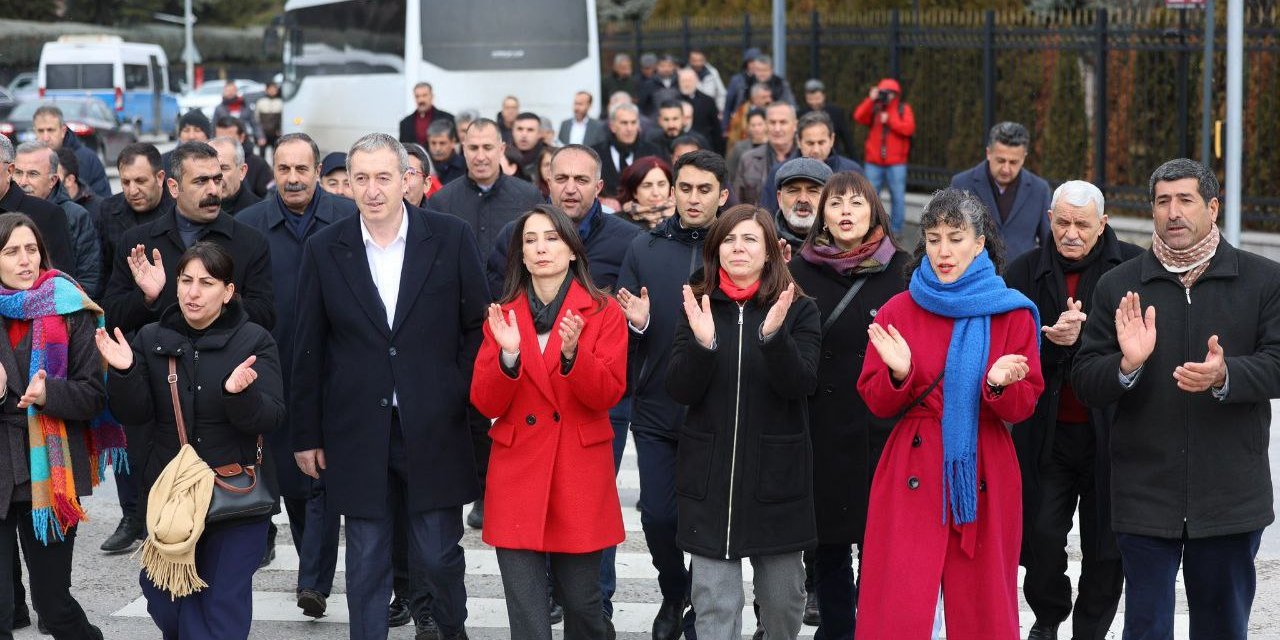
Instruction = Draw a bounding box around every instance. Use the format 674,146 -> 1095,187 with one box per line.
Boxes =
1027,622 -> 1059,640
388,597 -> 412,627
297,589 -> 327,618
802,589 -> 820,626
100,515 -> 143,553
442,628 -> 469,640
652,598 -> 685,640
466,499 -> 484,529
415,614 -> 441,640
549,599 -> 563,624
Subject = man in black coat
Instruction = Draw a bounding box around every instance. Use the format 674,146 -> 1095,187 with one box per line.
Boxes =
0,136 -> 75,275
1074,159 -> 1280,640
426,120 -> 467,186
677,69 -> 725,154
99,144 -> 175,304
209,137 -> 261,216
798,79 -> 855,158
398,81 -> 455,148
1004,181 -> 1140,640
237,132 -> 356,620
291,133 -> 485,640
600,53 -> 640,119
591,103 -> 662,199
53,146 -> 102,220
32,104 -> 111,198
615,150 -> 728,639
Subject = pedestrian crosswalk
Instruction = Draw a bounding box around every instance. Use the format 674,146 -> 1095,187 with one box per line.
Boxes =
110,434 -> 1194,638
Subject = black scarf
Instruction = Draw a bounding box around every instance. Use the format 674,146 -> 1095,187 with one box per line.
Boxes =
611,136 -> 635,171
528,275 -> 573,334
1047,225 -> 1115,314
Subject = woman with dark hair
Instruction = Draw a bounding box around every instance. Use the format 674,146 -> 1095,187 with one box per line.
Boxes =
617,156 -> 674,229
471,204 -> 627,640
0,213 -> 110,639
786,172 -> 910,640
854,189 -> 1043,640
534,145 -> 556,200
97,241 -> 285,640
666,205 -> 821,640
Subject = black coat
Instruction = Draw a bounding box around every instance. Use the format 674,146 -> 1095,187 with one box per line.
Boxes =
435,152 -> 468,186
1073,241 -> 1280,539
0,311 -> 104,516
679,90 -> 725,154
788,250 -> 910,544
429,173 -> 543,267
221,183 -> 262,217
486,204 -> 640,300
243,151 -> 273,199
98,190 -> 175,296
290,205 -> 488,517
236,189 -> 357,499
0,182 -> 75,275
666,287 -> 821,559
398,108 -> 456,146
615,216 -> 708,436
591,140 -> 664,198
107,300 -> 285,517
1004,228 -> 1142,560
101,210 -> 276,335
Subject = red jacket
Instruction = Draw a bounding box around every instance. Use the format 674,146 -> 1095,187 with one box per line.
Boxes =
852,78 -> 915,167
854,292 -> 1042,639
471,280 -> 627,553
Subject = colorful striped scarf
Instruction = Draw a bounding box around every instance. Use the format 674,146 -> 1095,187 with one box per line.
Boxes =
0,270 -> 128,544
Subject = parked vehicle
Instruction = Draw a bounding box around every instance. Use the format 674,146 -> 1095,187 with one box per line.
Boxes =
0,97 -> 139,165
178,78 -> 266,119
37,35 -> 180,137
0,88 -> 15,119
6,72 -> 38,103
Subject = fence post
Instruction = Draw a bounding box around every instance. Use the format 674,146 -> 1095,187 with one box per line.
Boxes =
1176,9 -> 1190,158
1093,9 -> 1108,188
890,9 -> 901,79
633,17 -> 643,62
683,16 -> 692,60
810,10 -> 821,81
983,10 -> 996,140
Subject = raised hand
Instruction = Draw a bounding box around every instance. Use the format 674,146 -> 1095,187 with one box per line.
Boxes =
987,354 -> 1030,388
1115,291 -> 1156,374
127,245 -> 166,304
94,327 -> 134,371
17,369 -> 47,409
224,355 -> 259,394
867,323 -> 911,381
295,448 -> 326,480
559,310 -> 585,359
487,303 -> 521,354
1174,335 -> 1227,393
760,283 -> 796,338
616,287 -> 650,329
778,238 -> 793,263
681,285 -> 716,349
1042,297 -> 1088,347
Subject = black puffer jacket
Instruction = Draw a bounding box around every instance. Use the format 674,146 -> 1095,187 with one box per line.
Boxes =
667,287 -> 821,559
107,299 -> 285,518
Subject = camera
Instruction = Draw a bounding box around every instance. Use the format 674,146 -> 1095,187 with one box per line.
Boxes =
875,91 -> 895,108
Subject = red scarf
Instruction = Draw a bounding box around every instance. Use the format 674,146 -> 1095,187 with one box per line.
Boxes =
717,267 -> 760,302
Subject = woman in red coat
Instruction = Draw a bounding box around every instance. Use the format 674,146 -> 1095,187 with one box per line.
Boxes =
470,204 -> 627,640
855,189 -> 1044,640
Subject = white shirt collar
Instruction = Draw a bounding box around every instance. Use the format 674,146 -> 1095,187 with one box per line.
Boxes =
359,203 -> 409,249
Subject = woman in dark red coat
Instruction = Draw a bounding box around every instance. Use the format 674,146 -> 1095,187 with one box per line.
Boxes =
855,189 -> 1044,640
471,204 -> 627,640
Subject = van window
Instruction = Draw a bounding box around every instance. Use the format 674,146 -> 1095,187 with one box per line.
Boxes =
45,63 -> 113,90
124,64 -> 151,90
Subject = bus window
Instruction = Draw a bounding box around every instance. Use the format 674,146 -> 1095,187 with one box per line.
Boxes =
420,0 -> 588,71
46,63 -> 114,90
124,64 -> 151,90
282,0 -> 404,98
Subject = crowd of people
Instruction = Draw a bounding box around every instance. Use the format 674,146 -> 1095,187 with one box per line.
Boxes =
0,46 -> 1270,640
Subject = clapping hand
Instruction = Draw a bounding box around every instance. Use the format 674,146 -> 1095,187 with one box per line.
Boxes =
94,327 -> 134,371
867,323 -> 911,381
778,239 -> 793,263
1174,335 -> 1227,393
127,245 -> 166,304
987,354 -> 1030,388
487,304 -> 521,355
224,355 -> 259,394
17,370 -> 46,409
760,283 -> 796,337
1115,291 -> 1156,374
681,285 -> 716,349
616,287 -> 650,329
559,310 -> 585,359
1042,297 -> 1087,346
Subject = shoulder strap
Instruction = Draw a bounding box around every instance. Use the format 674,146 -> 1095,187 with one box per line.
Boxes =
894,371 -> 944,421
821,277 -> 868,336
167,356 -> 263,464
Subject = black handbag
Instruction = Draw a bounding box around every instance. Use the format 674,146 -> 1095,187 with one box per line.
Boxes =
167,357 -> 275,524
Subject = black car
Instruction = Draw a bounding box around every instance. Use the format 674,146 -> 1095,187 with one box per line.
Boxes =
1,97 -> 137,164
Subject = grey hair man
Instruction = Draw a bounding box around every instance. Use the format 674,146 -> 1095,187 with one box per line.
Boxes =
209,136 -> 262,215
12,141 -> 102,295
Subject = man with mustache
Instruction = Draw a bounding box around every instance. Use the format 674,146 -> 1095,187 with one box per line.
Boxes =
772,157 -> 831,251
1004,181 -> 1140,640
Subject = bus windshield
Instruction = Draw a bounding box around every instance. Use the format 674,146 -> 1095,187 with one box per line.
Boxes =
282,0 -> 405,99
419,0 -> 589,71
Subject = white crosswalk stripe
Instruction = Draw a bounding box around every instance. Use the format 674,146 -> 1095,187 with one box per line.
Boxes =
111,433 -> 1194,637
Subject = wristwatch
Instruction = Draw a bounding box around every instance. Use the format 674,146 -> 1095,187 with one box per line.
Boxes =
985,381 -> 1005,397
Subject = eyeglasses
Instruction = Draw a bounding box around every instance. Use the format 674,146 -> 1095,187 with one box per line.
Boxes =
405,168 -> 423,176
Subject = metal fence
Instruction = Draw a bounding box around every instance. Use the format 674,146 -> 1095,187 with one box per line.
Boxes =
601,8 -> 1280,225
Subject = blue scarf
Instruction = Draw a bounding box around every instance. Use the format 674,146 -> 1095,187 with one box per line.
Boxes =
908,251 -> 1039,525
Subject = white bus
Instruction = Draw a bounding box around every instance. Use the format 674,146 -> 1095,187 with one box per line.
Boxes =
280,0 -> 600,153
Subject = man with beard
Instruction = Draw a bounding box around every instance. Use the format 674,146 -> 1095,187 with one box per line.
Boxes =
209,136 -> 262,216
1004,180 -> 1138,640
558,91 -> 608,148
735,102 -> 799,206
591,103 -> 662,199
12,141 -> 101,296
951,121 -> 1051,260
645,100 -> 705,151
772,157 -> 830,250
509,112 -> 545,182
758,111 -> 862,213
427,120 -> 467,186
398,81 -> 455,148
600,54 -> 640,120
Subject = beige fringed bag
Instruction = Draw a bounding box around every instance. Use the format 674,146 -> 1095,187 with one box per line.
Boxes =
140,443 -> 215,599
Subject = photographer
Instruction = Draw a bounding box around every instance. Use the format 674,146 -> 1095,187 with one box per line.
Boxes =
853,78 -> 915,236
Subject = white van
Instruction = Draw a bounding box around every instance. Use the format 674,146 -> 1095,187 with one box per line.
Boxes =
37,35 -> 179,137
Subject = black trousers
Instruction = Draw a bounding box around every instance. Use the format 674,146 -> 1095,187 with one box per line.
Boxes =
0,502 -> 96,639
498,548 -> 604,640
1022,421 -> 1123,640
